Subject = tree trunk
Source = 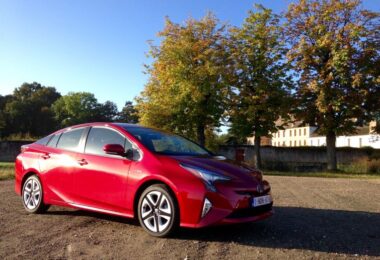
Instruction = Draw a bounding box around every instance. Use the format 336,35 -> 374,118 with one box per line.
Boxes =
197,124 -> 206,147
326,131 -> 337,171
253,135 -> 262,169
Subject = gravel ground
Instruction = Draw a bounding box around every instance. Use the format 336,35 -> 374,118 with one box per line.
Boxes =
1,176 -> 379,259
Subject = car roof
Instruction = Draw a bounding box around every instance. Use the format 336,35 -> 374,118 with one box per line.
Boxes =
51,122 -> 144,135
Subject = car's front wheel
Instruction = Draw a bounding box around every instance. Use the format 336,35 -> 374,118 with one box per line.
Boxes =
22,175 -> 50,213
138,184 -> 179,237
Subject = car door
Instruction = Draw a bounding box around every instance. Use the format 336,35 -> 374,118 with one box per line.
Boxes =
73,126 -> 133,214
39,127 -> 87,204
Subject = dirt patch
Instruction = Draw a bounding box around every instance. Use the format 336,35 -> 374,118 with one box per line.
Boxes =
1,176 -> 379,259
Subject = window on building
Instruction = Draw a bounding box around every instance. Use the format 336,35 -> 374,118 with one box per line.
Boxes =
299,129 -> 301,136
304,140 -> 306,146
295,129 -> 297,136
304,128 -> 306,136
289,130 -> 292,137
283,131 -> 285,137
283,141 -> 285,146
290,141 -> 292,146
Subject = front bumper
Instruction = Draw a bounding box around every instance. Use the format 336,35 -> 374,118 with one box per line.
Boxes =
180,185 -> 273,228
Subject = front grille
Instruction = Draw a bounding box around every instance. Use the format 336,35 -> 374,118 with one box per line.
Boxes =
227,203 -> 273,219
235,190 -> 269,197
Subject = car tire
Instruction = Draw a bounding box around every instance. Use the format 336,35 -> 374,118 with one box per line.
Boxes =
22,175 -> 50,214
138,184 -> 179,237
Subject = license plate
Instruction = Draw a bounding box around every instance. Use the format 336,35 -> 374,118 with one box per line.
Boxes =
252,195 -> 272,207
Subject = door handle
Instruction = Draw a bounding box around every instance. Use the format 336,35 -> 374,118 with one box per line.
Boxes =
41,153 -> 50,160
77,159 -> 88,166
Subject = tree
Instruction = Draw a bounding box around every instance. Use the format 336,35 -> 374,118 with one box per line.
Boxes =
285,0 -> 380,171
119,101 -> 139,123
52,92 -> 101,127
4,82 -> 61,137
136,13 -> 231,146
0,95 -> 12,137
97,101 -> 119,122
228,5 -> 292,168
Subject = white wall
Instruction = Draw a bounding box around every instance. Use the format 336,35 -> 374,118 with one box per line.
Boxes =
309,135 -> 380,148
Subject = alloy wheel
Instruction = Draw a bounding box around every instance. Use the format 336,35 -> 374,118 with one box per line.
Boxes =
141,190 -> 172,233
23,177 -> 41,210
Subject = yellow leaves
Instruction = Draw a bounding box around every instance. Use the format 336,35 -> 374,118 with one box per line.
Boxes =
352,73 -> 363,88
137,13 -> 229,138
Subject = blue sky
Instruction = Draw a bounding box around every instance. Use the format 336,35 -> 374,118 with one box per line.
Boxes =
0,0 -> 379,110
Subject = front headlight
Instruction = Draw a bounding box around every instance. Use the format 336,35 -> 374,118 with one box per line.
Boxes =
180,163 -> 231,192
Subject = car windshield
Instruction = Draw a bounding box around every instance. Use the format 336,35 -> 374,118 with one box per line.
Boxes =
122,126 -> 210,156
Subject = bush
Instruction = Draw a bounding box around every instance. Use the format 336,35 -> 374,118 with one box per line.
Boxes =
338,158 -> 380,174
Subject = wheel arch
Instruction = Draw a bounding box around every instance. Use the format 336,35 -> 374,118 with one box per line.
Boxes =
133,179 -> 180,220
21,171 -> 40,190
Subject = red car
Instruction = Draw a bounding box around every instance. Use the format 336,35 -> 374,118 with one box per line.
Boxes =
15,122 -> 273,237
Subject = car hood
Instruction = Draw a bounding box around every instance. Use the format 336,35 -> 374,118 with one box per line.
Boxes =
168,155 -> 261,183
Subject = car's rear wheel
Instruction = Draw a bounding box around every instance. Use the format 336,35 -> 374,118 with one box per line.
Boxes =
22,175 -> 49,213
138,184 -> 179,237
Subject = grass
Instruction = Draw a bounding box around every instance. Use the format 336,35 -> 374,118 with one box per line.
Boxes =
264,171 -> 380,179
0,162 -> 15,180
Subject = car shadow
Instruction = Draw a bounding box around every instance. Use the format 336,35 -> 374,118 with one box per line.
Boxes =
177,206 -> 380,257
44,206 -> 380,256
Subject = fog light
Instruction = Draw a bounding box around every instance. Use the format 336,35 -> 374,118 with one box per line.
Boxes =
201,198 -> 212,218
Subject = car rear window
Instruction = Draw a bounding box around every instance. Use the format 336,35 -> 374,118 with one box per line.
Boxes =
47,134 -> 61,148
56,128 -> 85,152
35,135 -> 52,146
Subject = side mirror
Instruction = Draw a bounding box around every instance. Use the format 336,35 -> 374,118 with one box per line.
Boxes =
103,144 -> 125,157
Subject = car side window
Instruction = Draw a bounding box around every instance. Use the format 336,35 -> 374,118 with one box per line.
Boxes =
35,135 -> 52,146
56,128 -> 85,152
85,127 -> 126,156
47,134 -> 61,148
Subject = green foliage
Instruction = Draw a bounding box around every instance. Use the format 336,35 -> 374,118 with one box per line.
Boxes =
285,0 -> 380,135
119,101 -> 139,123
0,82 -> 136,138
52,92 -> 119,128
285,0 -> 380,170
228,4 -> 292,141
136,13 -> 232,146
2,82 -> 61,137
99,101 -> 119,122
52,92 -> 99,127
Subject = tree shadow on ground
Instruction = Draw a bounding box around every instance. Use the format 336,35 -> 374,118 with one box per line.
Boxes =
45,206 -> 380,256
177,206 -> 380,257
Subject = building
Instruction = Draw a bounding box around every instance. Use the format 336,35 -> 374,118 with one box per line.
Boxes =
272,126 -> 317,147
249,121 -> 380,149
309,125 -> 380,148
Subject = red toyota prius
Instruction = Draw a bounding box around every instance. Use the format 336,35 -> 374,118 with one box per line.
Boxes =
15,122 -> 273,237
